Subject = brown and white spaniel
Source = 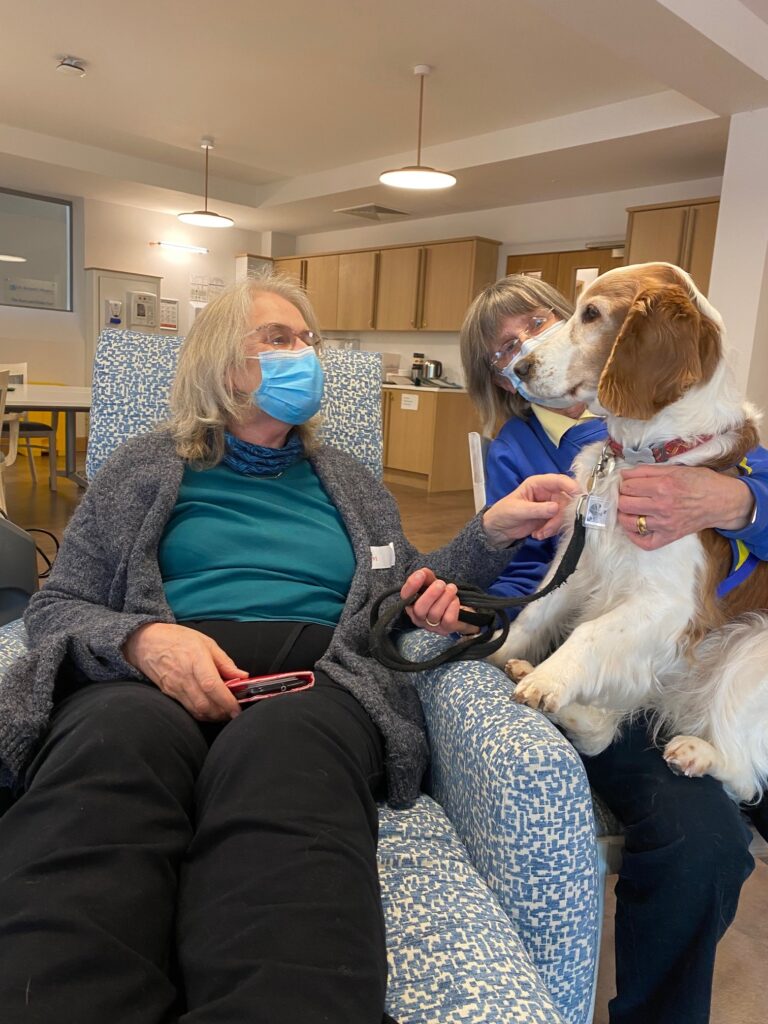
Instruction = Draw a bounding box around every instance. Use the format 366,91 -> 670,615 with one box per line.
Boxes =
488,262 -> 768,803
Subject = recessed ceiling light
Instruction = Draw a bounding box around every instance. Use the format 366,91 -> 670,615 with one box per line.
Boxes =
0,254 -> 27,262
56,56 -> 87,77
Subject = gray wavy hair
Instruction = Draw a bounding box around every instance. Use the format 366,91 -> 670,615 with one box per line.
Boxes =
166,273 -> 323,465
460,275 -> 574,435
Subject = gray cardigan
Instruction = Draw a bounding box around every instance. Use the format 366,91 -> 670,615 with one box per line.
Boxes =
0,432 -> 516,807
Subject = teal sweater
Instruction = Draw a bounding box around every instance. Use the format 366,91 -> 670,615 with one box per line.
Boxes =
159,460 -> 355,626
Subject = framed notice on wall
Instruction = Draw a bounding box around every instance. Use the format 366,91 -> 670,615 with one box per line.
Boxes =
159,298 -> 179,331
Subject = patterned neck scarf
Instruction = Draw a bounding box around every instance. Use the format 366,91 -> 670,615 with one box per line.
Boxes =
222,430 -> 305,477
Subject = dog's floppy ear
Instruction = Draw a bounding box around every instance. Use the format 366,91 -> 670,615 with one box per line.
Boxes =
596,284 -> 721,419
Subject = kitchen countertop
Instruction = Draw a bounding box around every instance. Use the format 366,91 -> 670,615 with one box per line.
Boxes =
382,382 -> 467,393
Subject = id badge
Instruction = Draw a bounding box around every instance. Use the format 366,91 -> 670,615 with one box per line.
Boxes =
584,494 -> 612,530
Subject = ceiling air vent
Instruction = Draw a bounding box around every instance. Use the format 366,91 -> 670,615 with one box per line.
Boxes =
334,203 -> 410,222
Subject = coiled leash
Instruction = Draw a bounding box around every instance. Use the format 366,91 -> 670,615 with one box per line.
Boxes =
369,444 -> 622,673
369,497 -> 588,672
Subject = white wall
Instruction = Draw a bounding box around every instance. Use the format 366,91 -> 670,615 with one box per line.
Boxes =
303,176 -> 723,384
708,107 -> 768,422
0,196 -> 263,385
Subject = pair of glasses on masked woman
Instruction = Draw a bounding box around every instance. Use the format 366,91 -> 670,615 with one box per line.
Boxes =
489,308 -> 558,372
244,323 -> 321,354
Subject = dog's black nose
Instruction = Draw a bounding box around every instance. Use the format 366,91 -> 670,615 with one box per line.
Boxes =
513,357 -> 532,379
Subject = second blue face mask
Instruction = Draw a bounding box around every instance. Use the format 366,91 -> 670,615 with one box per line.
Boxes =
253,347 -> 325,425
499,320 -> 576,408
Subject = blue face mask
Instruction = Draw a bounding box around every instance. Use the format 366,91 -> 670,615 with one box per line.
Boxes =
252,347 -> 324,425
499,320 -> 576,408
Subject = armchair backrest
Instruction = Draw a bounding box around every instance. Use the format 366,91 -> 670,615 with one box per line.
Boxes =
86,329 -> 383,480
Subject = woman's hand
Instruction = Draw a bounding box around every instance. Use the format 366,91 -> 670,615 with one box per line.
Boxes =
400,569 -> 480,636
123,622 -> 249,721
482,473 -> 580,548
617,466 -> 755,550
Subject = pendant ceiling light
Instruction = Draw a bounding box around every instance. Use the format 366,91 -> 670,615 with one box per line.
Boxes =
178,137 -> 234,228
379,65 -> 457,191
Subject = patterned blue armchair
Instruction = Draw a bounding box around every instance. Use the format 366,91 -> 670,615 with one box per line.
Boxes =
0,329 -> 600,1024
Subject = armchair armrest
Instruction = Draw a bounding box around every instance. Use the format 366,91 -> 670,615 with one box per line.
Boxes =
400,629 -> 599,1024
0,619 -> 28,679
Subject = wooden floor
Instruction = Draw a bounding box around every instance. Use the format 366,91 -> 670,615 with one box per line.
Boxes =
4,456 -> 768,1022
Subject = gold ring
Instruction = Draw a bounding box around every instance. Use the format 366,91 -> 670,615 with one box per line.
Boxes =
636,515 -> 649,536
425,617 -> 441,628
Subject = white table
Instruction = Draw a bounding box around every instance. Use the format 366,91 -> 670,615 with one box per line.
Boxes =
5,384 -> 92,487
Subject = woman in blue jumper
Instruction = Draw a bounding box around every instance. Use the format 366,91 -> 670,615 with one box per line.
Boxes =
414,273 -> 768,1024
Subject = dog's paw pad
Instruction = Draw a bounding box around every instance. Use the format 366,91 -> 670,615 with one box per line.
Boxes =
504,658 -> 535,683
663,735 -> 717,778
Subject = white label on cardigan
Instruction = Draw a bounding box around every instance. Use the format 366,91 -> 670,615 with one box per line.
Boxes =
371,543 -> 396,569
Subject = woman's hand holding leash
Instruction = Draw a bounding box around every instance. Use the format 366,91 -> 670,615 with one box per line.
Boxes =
400,473 -> 579,636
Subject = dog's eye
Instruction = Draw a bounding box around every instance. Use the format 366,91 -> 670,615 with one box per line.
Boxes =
582,304 -> 600,323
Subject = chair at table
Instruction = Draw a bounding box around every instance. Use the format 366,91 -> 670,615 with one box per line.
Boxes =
0,363 -> 58,491
0,370 -> 20,515
0,329 -> 601,1024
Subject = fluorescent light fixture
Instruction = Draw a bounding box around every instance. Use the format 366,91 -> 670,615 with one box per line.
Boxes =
178,137 -> 235,228
0,254 -> 27,262
379,65 -> 456,191
150,241 -> 210,254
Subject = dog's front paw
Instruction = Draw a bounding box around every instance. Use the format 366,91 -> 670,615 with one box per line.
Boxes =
663,735 -> 718,779
503,658 -> 535,683
513,670 -> 564,713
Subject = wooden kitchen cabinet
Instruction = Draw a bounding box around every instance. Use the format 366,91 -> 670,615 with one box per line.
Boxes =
375,246 -> 424,330
381,386 -> 483,493
336,250 -> 380,330
274,255 -> 340,330
625,197 -> 719,294
276,236 -> 500,333
275,257 -> 304,284
303,254 -> 339,330
419,240 -> 499,330
376,238 -> 500,332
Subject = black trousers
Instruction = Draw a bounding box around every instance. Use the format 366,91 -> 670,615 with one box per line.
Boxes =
0,621 -> 390,1024
583,715 -> 755,1024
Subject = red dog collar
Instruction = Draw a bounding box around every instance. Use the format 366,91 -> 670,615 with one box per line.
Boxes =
606,434 -> 714,464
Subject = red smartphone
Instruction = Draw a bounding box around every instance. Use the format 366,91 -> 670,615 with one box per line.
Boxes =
226,671 -> 315,704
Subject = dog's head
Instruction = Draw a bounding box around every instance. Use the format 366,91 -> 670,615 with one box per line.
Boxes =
512,263 -> 723,420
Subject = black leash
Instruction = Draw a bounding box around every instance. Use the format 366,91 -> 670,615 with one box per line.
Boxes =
369,502 -> 588,672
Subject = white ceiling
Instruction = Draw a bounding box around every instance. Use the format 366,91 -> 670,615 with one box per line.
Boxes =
2,0 -> 768,237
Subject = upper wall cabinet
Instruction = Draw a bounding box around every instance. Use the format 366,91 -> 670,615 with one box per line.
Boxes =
275,237 -> 500,333
336,250 -> 380,331
625,198 -> 719,294
273,255 -> 340,331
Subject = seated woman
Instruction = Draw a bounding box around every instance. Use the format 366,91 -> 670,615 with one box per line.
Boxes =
0,273 -> 577,1024
412,273 -> 768,1024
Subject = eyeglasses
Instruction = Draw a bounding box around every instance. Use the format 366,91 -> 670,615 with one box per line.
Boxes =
244,323 -> 321,353
489,308 -> 557,371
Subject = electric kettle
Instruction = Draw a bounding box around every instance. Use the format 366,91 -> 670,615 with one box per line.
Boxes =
421,359 -> 443,379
